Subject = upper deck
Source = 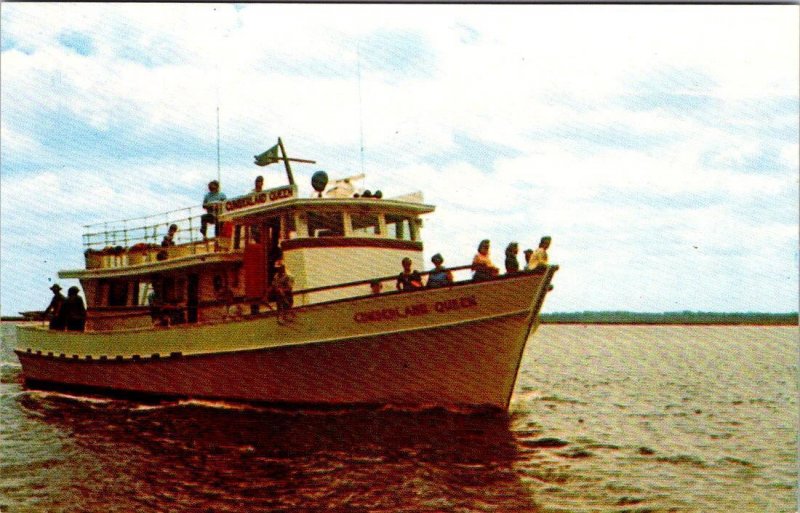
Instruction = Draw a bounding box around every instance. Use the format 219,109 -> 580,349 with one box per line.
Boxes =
61,182 -> 435,280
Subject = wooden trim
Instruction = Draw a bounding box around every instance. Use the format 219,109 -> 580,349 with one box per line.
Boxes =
60,252 -> 243,280
281,237 -> 423,252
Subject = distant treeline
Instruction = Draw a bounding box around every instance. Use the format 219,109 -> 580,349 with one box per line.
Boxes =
540,311 -> 798,325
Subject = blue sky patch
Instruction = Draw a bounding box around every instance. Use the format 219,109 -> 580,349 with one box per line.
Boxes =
620,67 -> 721,117
532,122 -> 673,154
359,29 -> 436,78
58,31 -> 94,56
424,132 -> 522,171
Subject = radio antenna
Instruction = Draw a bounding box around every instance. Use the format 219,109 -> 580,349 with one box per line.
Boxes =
214,12 -> 222,186
357,41 -> 365,178
216,85 -> 221,186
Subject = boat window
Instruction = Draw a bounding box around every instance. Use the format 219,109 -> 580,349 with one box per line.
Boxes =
108,281 -> 129,307
249,224 -> 262,244
307,211 -> 344,237
351,212 -> 381,237
283,214 -> 297,239
385,215 -> 414,241
137,282 -> 153,306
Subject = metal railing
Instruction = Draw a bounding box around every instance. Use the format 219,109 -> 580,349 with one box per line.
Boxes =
82,205 -> 206,251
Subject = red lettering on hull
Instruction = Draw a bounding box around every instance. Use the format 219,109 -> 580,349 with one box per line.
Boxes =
354,296 -> 477,323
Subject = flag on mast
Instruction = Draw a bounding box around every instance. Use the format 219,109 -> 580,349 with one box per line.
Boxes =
254,144 -> 280,166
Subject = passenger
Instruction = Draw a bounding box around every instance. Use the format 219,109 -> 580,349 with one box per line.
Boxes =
147,285 -> 173,326
472,239 -> 499,281
426,253 -> 453,288
396,257 -> 423,291
61,286 -> 87,332
523,248 -> 534,269
161,224 -> 179,247
526,236 -> 552,271
370,279 -> 383,295
272,262 -> 294,310
200,180 -> 227,240
147,285 -> 164,326
214,276 -> 236,318
44,284 -> 66,330
253,175 -> 264,193
505,242 -> 520,274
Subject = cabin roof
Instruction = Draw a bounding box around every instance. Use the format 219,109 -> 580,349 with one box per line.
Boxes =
218,196 -> 435,223
59,251 -> 242,280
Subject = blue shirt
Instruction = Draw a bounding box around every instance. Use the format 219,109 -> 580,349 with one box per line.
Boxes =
203,191 -> 227,206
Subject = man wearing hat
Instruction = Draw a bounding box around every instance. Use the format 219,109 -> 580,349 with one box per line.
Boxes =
44,284 -> 66,330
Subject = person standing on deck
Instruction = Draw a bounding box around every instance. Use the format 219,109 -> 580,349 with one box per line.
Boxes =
523,248 -> 534,269
505,242 -> 520,274
161,224 -> 178,247
526,236 -> 552,271
272,262 -> 295,310
396,257 -> 423,291
61,286 -> 87,332
44,284 -> 66,330
200,180 -> 227,240
426,253 -> 453,288
253,175 -> 264,193
472,240 -> 499,281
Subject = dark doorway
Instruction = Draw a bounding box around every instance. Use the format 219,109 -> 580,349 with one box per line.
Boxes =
187,274 -> 199,323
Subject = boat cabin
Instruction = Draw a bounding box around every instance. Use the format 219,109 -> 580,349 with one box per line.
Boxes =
60,179 -> 435,331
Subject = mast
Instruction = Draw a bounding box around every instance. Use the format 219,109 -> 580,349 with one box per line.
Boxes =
277,137 -> 295,186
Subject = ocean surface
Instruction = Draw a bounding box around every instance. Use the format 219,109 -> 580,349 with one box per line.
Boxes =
1,324 -> 796,513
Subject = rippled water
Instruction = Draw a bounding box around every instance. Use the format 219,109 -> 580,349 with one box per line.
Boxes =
1,323 -> 797,512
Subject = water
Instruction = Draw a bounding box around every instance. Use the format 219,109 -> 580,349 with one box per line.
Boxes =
1,323 -> 796,512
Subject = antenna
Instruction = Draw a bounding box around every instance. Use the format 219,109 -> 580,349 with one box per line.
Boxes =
214,13 -> 222,186
216,103 -> 221,185
357,41 -> 365,178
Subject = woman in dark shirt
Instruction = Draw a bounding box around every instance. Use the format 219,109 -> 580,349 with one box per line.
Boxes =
60,286 -> 87,332
505,242 -> 520,274
396,257 -> 423,291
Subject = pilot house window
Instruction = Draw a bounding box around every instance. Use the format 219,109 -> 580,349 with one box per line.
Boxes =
307,211 -> 345,237
351,212 -> 381,237
385,215 -> 416,241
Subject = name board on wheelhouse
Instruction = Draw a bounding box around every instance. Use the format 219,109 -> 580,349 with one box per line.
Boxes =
224,185 -> 295,213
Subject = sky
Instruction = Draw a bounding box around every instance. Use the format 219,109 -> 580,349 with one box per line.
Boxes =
1,4 -> 798,316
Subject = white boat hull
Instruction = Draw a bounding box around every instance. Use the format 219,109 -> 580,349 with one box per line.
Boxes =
16,268 -> 557,410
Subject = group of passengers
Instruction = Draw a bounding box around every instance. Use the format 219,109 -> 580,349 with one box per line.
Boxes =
479,236 -> 551,278
391,236 -> 552,292
44,284 -> 86,331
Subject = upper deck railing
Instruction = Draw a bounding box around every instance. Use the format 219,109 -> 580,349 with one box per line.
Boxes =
81,184 -> 299,252
82,204 -> 206,251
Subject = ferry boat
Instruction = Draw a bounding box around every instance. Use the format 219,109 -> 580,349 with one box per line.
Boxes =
15,142 -> 558,410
